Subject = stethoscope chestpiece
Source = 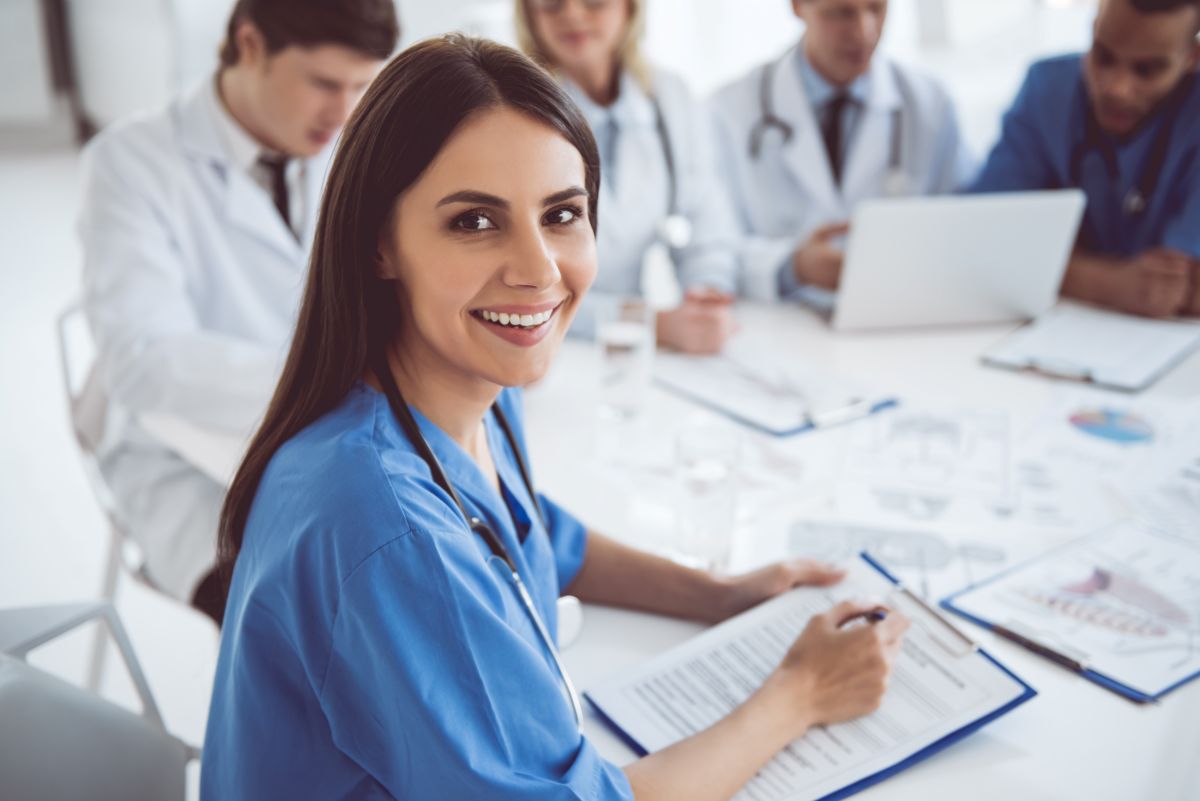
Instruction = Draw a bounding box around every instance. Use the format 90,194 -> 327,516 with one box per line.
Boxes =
1123,189 -> 1147,217
658,214 -> 693,249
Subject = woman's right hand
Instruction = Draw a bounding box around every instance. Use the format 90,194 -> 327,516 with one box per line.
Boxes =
774,599 -> 910,735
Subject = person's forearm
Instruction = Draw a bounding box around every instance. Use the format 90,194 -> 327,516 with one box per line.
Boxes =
565,532 -> 729,623
623,672 -> 807,801
1060,250 -> 1121,306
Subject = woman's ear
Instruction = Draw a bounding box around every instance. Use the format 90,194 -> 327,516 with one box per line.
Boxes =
375,224 -> 398,279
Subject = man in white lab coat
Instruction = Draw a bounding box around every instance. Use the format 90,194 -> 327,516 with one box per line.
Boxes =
710,0 -> 975,306
78,0 -> 398,624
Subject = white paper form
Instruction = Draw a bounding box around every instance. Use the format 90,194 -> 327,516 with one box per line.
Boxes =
982,303 -> 1200,391
948,522 -> 1200,699
587,559 -> 1032,801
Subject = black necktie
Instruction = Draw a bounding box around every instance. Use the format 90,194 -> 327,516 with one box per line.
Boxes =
821,92 -> 852,186
257,153 -> 291,233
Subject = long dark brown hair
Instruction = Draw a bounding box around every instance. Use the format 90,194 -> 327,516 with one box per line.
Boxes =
217,35 -> 601,589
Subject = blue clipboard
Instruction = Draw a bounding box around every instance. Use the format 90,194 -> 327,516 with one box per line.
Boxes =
653,376 -> 898,438
940,535 -> 1200,704
585,553 -> 1037,801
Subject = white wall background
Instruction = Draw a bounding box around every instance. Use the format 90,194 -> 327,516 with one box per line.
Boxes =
0,0 -> 57,125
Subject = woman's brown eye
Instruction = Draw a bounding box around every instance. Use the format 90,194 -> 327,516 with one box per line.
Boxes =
545,206 -> 581,225
453,212 -> 496,231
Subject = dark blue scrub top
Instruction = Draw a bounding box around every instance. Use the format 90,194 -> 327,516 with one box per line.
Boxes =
971,54 -> 1200,259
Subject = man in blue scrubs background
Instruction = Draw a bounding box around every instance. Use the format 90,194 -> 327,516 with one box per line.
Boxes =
972,0 -> 1200,318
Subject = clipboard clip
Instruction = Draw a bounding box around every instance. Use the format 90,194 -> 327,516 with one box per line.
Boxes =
992,619 -> 1091,673
806,398 -> 877,429
1023,358 -> 1094,384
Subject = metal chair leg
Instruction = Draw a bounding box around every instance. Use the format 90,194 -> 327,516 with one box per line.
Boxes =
85,531 -> 122,691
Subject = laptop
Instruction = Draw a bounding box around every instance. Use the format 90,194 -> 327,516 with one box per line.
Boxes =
832,190 -> 1086,331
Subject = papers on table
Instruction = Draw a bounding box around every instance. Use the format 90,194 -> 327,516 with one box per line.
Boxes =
944,521 -> 1200,702
587,557 -> 1034,801
654,348 -> 894,437
829,404 -> 1017,534
982,303 -> 1200,392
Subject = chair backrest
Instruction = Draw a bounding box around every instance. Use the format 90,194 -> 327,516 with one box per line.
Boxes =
55,301 -> 153,582
56,301 -> 105,454
0,655 -> 189,801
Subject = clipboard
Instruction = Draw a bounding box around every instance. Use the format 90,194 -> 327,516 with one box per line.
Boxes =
654,352 -> 897,437
981,303 -> 1200,392
941,524 -> 1200,704
586,553 -> 1036,801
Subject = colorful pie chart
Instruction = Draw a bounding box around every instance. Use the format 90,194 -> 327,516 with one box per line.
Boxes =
1068,408 -> 1154,444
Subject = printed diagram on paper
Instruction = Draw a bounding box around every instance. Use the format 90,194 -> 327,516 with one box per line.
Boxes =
830,405 -> 1016,530
951,522 -> 1200,696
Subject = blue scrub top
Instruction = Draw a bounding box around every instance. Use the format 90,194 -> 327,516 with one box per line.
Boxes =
200,384 -> 634,801
971,54 -> 1200,259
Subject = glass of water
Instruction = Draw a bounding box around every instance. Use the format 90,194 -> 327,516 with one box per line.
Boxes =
596,299 -> 654,420
675,422 -> 740,573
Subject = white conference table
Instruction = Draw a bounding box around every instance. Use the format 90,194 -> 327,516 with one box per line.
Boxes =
142,301 -> 1200,801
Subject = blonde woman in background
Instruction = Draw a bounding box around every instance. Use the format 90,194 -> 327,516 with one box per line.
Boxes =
517,0 -> 741,354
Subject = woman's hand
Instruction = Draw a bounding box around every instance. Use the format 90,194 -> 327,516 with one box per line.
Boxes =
769,599 -> 910,738
656,289 -> 739,354
707,559 -> 846,624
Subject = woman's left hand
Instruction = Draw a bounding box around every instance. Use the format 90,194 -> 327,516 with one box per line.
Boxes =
707,560 -> 846,624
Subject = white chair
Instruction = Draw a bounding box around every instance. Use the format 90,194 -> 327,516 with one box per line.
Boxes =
0,602 -> 198,801
56,301 -> 158,689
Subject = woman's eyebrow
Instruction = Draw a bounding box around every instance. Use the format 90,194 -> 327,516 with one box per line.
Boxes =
437,190 -> 508,208
436,185 -> 587,209
543,186 -> 588,206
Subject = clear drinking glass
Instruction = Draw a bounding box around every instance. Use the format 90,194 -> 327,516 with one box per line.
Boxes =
596,299 -> 654,420
675,423 -> 740,573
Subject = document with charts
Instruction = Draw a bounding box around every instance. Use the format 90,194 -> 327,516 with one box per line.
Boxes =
944,522 -> 1200,701
586,557 -> 1034,801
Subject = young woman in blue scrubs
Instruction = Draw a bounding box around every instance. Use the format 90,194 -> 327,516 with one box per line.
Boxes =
201,35 -> 908,800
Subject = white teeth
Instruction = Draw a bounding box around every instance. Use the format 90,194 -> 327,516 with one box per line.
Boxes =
478,307 -> 556,328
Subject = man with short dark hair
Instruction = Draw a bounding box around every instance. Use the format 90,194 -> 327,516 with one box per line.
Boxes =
78,0 -> 398,624
972,0 -> 1200,318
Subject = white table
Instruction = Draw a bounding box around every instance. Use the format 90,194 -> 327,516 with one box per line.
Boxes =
142,302 -> 1200,801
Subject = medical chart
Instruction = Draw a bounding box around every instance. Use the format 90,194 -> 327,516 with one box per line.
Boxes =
947,522 -> 1200,698
587,558 -> 1032,801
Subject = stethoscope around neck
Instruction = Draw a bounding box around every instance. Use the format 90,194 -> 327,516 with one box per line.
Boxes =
1068,73 -> 1193,219
371,352 -> 584,732
747,52 -> 908,197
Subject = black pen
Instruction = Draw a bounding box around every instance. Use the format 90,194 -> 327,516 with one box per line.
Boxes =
992,623 -> 1089,673
837,607 -> 890,629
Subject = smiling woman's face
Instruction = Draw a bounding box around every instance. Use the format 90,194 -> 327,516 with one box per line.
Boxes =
376,105 -> 597,389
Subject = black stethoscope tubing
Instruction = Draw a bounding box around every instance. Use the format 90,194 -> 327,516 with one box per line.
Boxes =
371,352 -> 584,728
748,52 -> 903,179
1068,73 -> 1193,219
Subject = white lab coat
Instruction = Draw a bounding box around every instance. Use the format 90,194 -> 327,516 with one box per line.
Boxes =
77,79 -> 330,600
709,44 -> 975,302
563,68 -> 740,336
